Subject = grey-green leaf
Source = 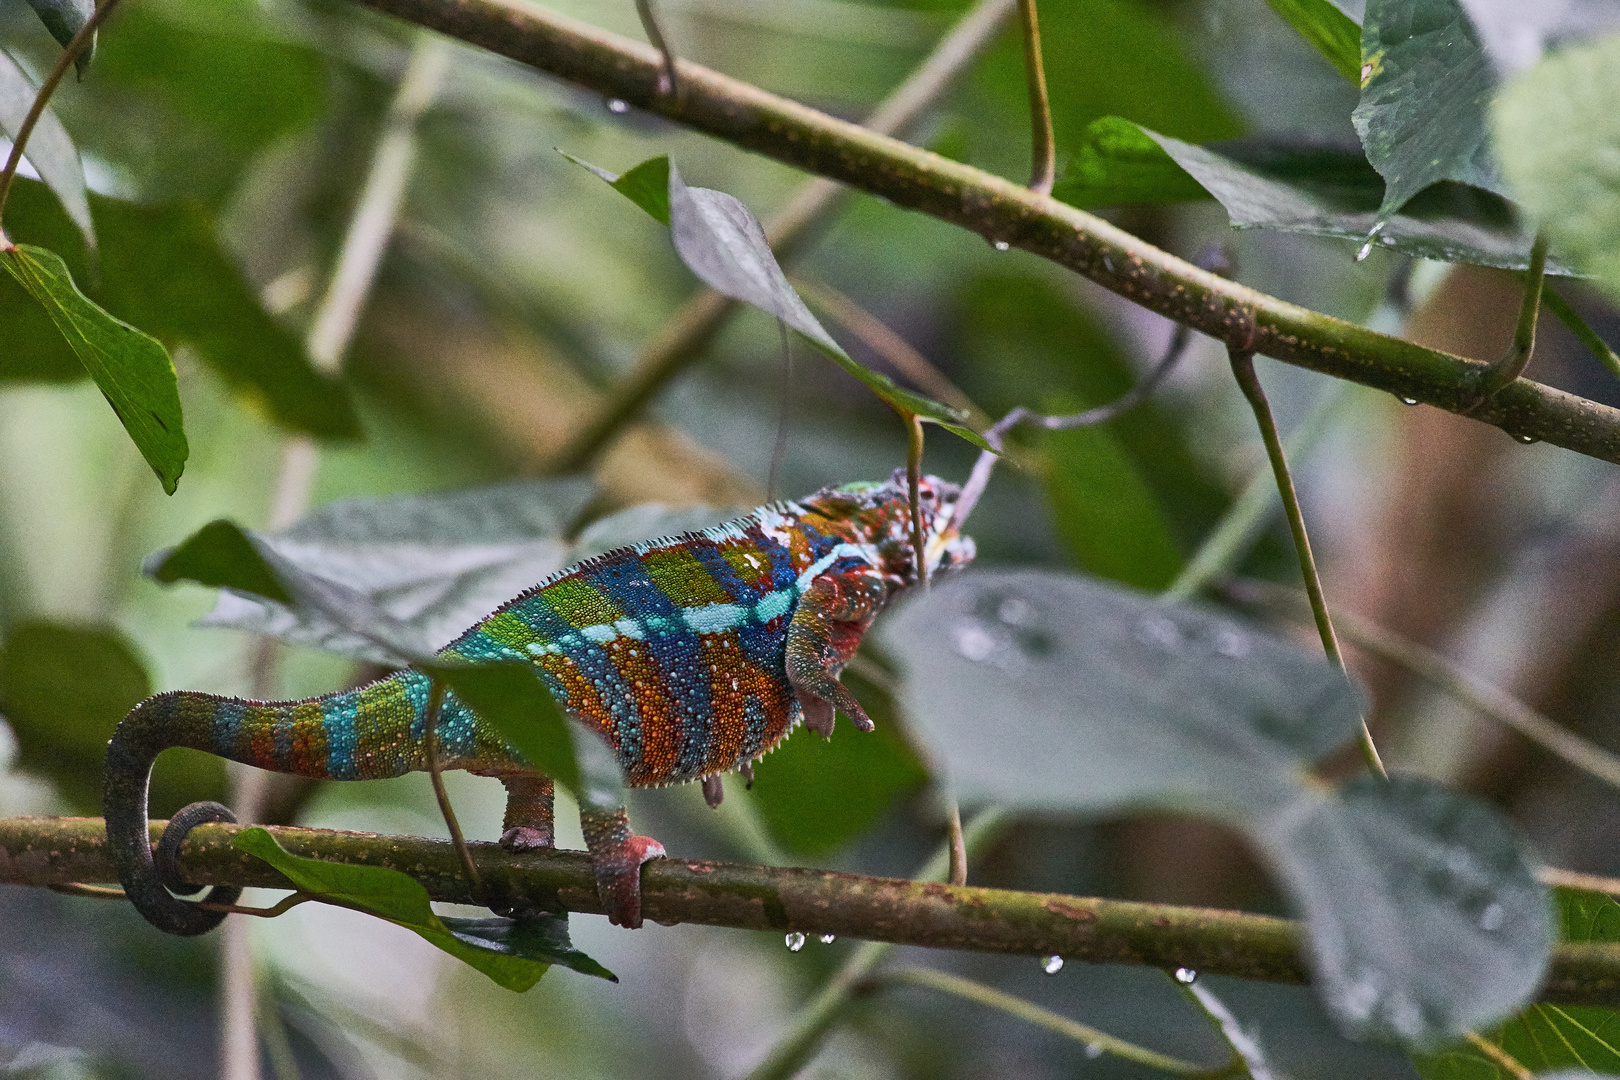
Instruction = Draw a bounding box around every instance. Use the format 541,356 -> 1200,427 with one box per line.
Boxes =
1492,31 -> 1620,305
1266,0 -> 1363,82
0,243 -> 185,493
885,569 -> 1553,1046
0,47 -> 92,247
21,0 -> 95,75
1146,130 -> 1546,270
1355,0 -> 1503,223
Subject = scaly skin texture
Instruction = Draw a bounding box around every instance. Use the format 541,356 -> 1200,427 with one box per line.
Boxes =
105,471 -> 974,934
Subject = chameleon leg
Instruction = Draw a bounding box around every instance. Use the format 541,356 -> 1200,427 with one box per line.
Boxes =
786,571 -> 888,735
497,774 -> 555,851
579,803 -> 665,929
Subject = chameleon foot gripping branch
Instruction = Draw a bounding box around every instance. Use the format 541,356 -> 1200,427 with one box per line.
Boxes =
105,470 -> 975,934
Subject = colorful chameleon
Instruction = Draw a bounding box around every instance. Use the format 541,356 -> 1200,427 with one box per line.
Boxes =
106,471 -> 975,934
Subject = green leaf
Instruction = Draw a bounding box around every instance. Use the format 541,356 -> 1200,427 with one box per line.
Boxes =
1051,116 -> 1211,209
560,150 -> 671,226
21,0 -> 95,75
1413,889 -> 1620,1077
886,569 -> 1554,1046
0,243 -> 187,493
1492,32 -> 1620,306
746,667 -> 928,857
1265,0 -> 1363,83
0,47 -> 93,247
91,198 -> 360,440
423,660 -> 582,796
231,827 -> 615,989
1045,426 -> 1183,591
147,520 -> 295,607
1355,0 -> 1502,223
565,151 -> 989,449
1145,129 -> 1546,270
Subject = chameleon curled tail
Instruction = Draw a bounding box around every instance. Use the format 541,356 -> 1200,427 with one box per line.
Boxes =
105,471 -> 975,935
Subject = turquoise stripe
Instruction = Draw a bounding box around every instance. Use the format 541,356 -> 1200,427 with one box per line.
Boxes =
323,693 -> 360,780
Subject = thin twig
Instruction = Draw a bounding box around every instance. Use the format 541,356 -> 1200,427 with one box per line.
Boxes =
1476,231 -> 1549,400
945,799 -> 966,887
1177,979 -> 1273,1080
1016,0 -> 1055,195
424,678 -> 483,896
793,276 -> 984,421
48,882 -> 127,899
0,0 -> 124,229
1464,1032 -> 1534,1080
743,808 -> 1009,1080
1227,349 -> 1386,779
767,318 -> 792,500
1543,285 -> 1620,382
199,893 -> 316,920
907,413 -> 927,589
633,0 -> 679,98
549,0 -> 1017,472
876,967 -> 1212,1076
952,323 -> 1191,532
1539,867 -> 1620,896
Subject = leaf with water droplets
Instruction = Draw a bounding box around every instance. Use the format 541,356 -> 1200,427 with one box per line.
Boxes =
886,569 -> 1553,1047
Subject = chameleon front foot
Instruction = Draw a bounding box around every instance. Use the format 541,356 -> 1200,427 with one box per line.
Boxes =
580,805 -> 665,928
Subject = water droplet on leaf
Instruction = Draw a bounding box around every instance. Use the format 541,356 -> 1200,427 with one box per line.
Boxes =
1041,955 -> 1064,974
998,597 -> 1035,626
1175,967 -> 1197,984
1400,397 -> 1418,406
1478,902 -> 1505,932
820,934 -> 836,944
785,932 -> 806,952
993,240 -> 1010,252
607,98 -> 629,114
1135,614 -> 1182,651
1084,1043 -> 1104,1059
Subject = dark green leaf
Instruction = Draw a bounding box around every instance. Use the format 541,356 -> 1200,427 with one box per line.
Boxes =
1145,130 -> 1547,270
1355,0 -> 1502,223
20,0 -> 95,75
1266,0 -> 1363,82
746,667 -> 927,857
232,827 -> 615,990
0,243 -> 187,493
566,152 -> 989,448
147,520 -> 294,607
0,47 -> 93,246
1051,116 -> 1211,209
1492,33 -> 1620,305
1044,426 -> 1183,591
438,915 -> 617,982
886,569 -> 1553,1045
424,661 -> 582,796
560,150 -> 671,226
91,198 -> 360,440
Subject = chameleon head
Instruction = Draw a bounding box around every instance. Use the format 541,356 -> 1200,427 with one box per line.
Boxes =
825,469 -> 976,585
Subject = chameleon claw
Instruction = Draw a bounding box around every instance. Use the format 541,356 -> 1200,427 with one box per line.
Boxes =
702,774 -> 723,808
499,826 -> 554,852
802,695 -> 836,738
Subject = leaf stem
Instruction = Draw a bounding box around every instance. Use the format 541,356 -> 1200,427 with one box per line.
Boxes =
1543,285 -> 1620,382
1226,350 -> 1386,779
1175,978 -> 1273,1080
1016,0 -> 1055,195
946,799 -> 967,886
876,966 -> 1213,1076
1477,231 -> 1549,400
1463,1032 -> 1534,1080
0,0 -> 121,231
633,0 -> 679,98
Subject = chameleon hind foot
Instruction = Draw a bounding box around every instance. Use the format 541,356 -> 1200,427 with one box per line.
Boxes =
497,775 -> 555,852
580,805 -> 664,928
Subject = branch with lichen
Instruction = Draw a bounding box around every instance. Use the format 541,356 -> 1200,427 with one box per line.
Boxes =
3,815 -> 1618,1007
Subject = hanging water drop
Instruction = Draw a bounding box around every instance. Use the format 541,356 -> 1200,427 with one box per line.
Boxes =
1084,1043 -> 1104,1059
993,240 -> 1010,252
785,932 -> 806,952
607,98 -> 630,114
1041,955 -> 1064,974
1174,967 -> 1197,984
1400,397 -> 1418,406
1355,222 -> 1386,262
1516,434 -> 1538,444
820,934 -> 837,944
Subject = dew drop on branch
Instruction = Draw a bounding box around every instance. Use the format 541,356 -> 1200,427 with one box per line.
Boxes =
607,99 -> 629,114
993,241 -> 1010,252
1041,955 -> 1064,974
1175,967 -> 1197,984
1400,397 -> 1418,406
785,932 -> 806,952
1084,1043 -> 1104,1059
820,934 -> 836,944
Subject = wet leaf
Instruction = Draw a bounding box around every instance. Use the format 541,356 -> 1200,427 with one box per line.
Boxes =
1050,116 -> 1210,208
232,827 -> 615,990
886,569 -> 1554,1046
1266,0 -> 1363,82
0,47 -> 92,247
1354,0 -> 1503,224
1492,31 -> 1620,305
0,243 -> 186,493
20,0 -> 95,75
564,151 -> 989,449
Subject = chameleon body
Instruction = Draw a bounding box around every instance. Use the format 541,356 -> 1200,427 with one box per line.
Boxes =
106,471 -> 974,935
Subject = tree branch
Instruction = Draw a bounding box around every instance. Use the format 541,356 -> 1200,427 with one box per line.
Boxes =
347,0 -> 1620,463
3,816 -> 1618,1007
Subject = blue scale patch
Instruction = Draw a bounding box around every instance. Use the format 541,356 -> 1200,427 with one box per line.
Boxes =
322,692 -> 361,780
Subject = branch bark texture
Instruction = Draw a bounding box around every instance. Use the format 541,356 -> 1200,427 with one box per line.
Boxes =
352,0 -> 1620,462
3,816 -> 1617,1008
